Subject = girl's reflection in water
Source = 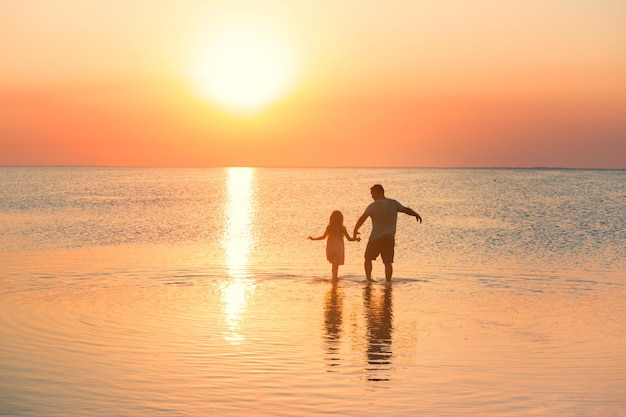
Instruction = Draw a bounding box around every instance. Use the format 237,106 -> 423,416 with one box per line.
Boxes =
323,280 -> 343,369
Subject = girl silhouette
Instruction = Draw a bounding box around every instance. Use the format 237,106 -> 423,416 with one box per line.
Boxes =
309,210 -> 360,279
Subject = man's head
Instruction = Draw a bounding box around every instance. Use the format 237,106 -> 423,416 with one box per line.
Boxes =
370,184 -> 385,200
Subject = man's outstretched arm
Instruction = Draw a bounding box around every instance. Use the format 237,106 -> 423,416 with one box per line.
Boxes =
401,207 -> 422,223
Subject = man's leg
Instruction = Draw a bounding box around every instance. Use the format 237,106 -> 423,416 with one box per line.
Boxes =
365,259 -> 374,281
380,235 -> 395,282
384,262 -> 393,282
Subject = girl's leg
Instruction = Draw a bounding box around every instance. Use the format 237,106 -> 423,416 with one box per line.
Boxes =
332,263 -> 339,280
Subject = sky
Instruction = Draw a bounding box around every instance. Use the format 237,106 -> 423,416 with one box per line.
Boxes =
1,0 -> 625,168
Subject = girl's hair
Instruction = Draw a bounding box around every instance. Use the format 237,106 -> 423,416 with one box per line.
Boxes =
327,210 -> 344,235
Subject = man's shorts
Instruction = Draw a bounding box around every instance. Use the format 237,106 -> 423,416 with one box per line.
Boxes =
364,234 -> 395,264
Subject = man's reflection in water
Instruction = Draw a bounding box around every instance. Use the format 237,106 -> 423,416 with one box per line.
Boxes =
323,280 -> 343,369
364,282 -> 393,381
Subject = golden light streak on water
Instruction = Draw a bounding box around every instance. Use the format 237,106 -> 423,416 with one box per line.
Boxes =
220,167 -> 256,343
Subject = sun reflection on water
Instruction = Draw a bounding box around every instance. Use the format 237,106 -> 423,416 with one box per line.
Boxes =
220,167 -> 256,343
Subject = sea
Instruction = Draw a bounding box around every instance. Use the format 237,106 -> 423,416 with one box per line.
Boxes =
1,167 -> 624,416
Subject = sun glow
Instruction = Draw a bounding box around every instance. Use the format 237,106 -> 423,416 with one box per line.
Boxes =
186,19 -> 300,114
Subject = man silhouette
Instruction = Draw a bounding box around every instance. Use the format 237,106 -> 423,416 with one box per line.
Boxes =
353,184 -> 422,282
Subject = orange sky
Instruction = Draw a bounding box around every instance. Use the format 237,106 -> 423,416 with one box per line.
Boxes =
1,0 -> 625,168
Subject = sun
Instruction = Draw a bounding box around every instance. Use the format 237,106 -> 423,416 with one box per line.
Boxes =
185,20 -> 300,114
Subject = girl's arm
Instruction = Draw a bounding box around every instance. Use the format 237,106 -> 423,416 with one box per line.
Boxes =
308,231 -> 328,240
343,227 -> 361,242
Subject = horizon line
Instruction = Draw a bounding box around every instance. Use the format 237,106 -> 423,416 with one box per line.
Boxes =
1,165 -> 624,170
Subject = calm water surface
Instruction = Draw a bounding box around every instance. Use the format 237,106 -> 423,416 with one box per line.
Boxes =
1,167 -> 625,416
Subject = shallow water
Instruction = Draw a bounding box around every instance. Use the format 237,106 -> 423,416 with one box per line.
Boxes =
1,167 -> 625,416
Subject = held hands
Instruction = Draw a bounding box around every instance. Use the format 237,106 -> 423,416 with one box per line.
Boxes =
416,214 -> 422,223
309,234 -> 361,242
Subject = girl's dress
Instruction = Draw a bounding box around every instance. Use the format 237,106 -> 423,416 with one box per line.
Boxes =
325,228 -> 345,265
